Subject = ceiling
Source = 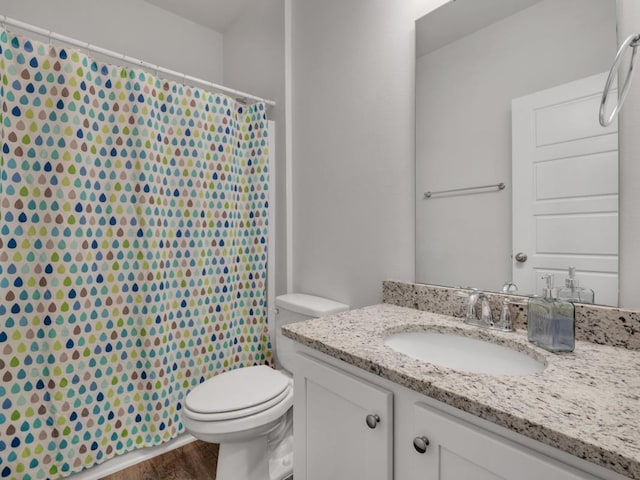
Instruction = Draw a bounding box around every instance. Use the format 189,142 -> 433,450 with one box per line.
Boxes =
416,0 -> 544,58
145,0 -> 261,33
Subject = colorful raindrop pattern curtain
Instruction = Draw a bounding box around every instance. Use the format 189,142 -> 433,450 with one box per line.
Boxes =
0,28 -> 271,480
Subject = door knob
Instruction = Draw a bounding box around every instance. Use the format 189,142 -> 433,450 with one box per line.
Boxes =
366,414 -> 380,429
413,436 -> 430,453
514,252 -> 528,263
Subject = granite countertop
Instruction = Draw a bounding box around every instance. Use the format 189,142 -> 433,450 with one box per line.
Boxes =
282,303 -> 640,479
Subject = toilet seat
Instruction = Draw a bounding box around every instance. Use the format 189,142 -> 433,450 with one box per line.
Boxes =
182,383 -> 294,439
183,383 -> 292,422
183,366 -> 292,422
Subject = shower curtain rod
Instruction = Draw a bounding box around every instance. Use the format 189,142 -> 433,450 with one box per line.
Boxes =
0,14 -> 276,108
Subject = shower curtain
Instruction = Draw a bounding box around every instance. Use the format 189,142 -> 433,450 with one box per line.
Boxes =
0,28 -> 271,480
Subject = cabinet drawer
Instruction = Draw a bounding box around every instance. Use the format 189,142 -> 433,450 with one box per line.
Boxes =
409,402 -> 599,480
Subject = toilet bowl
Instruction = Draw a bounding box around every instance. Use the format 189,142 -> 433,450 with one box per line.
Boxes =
182,294 -> 349,480
182,366 -> 294,480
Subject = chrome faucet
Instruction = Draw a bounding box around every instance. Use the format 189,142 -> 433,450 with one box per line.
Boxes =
501,281 -> 518,294
477,292 -> 494,327
455,288 -> 522,332
466,289 -> 480,321
457,289 -> 493,328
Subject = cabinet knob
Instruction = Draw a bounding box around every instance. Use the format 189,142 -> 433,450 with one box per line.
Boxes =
365,414 -> 380,429
413,436 -> 430,454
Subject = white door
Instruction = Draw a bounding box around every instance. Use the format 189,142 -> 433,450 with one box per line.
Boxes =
512,72 -> 618,305
409,402 -> 600,480
293,354 -> 393,480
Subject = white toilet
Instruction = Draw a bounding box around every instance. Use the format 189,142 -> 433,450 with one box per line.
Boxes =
182,293 -> 349,480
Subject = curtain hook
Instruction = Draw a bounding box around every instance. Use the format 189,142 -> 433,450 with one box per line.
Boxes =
48,30 -> 53,47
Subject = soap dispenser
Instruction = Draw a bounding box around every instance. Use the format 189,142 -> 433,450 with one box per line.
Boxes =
557,267 -> 595,304
527,274 -> 575,353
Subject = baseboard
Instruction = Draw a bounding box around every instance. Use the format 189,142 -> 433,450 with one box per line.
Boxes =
66,434 -> 197,480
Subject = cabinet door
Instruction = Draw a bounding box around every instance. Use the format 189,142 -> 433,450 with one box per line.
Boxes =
294,353 -> 393,480
409,402 -> 598,480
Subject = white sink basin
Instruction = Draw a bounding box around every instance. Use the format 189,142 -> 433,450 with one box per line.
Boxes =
384,332 -> 546,375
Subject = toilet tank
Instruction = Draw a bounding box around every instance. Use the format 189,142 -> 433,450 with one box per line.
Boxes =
274,294 -> 349,372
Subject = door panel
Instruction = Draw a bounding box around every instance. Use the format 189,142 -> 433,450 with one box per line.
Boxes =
440,449 -> 505,480
512,72 -> 618,305
535,152 -> 617,199
294,354 -> 393,480
306,380 -> 367,479
535,214 -> 618,254
534,93 -> 608,146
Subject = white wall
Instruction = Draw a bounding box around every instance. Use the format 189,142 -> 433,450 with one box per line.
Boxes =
222,0 -> 287,298
0,0 -> 224,83
617,0 -> 640,309
414,0 -> 450,20
291,0 -> 416,308
415,0 -> 616,292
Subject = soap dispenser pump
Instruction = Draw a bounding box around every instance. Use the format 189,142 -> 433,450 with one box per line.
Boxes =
527,274 -> 575,353
557,267 -> 595,304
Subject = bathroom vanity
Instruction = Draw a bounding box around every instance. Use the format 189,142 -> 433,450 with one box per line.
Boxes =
282,298 -> 640,480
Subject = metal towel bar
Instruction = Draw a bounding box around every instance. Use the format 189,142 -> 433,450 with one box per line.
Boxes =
423,182 -> 506,199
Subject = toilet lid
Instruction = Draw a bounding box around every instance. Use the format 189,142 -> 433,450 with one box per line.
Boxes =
185,366 -> 291,414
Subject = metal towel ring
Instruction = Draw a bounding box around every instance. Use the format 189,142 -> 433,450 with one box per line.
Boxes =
599,33 -> 640,127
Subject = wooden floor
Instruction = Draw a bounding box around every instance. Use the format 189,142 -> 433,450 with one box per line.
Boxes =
100,441 -> 219,480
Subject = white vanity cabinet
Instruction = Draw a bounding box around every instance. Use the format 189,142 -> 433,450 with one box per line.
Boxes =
294,350 -> 625,480
293,353 -> 393,480
405,402 -> 600,480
